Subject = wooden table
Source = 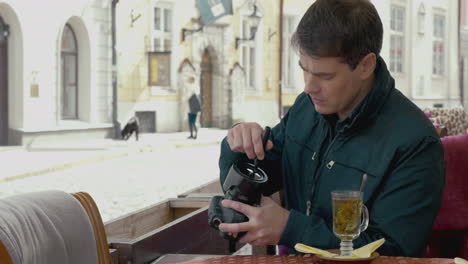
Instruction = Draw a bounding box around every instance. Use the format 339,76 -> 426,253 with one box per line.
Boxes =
151,254 -> 455,264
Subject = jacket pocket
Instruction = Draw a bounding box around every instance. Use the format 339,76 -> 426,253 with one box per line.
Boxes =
283,134 -> 319,212
321,159 -> 379,204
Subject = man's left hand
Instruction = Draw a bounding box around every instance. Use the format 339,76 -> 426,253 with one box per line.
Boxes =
218,196 -> 290,246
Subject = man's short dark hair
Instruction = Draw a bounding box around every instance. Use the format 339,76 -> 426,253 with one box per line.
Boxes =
291,0 -> 383,69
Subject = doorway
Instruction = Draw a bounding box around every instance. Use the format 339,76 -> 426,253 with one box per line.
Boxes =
0,17 -> 8,145
200,49 -> 213,127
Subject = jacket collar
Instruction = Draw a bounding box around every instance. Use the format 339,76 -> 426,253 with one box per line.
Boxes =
334,56 -> 395,134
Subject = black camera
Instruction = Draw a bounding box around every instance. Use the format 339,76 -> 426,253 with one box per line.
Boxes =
208,127 -> 270,241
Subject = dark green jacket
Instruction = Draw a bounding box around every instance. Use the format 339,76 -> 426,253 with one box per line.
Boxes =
219,57 -> 445,257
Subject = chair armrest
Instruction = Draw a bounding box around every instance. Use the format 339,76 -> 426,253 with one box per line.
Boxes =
72,192 -> 112,264
0,240 -> 14,264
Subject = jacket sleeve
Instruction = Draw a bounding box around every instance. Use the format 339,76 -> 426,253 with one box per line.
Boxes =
279,136 -> 445,257
218,112 -> 289,195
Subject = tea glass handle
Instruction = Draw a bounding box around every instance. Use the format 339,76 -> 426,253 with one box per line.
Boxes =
360,205 -> 369,232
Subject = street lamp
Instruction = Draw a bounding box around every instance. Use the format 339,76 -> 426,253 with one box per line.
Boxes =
235,4 -> 261,49
181,18 -> 204,42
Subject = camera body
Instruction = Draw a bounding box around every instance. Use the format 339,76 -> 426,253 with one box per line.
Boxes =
208,160 -> 268,241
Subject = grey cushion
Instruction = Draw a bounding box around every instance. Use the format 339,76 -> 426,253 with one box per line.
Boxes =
0,191 -> 98,264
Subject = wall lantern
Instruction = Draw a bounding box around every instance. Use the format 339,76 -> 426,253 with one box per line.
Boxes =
182,24 -> 204,42
235,4 -> 261,49
418,3 -> 425,35
181,16 -> 204,42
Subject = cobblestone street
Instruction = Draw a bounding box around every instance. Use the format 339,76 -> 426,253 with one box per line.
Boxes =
0,130 -> 226,222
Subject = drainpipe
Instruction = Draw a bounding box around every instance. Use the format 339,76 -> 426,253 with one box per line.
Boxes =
112,0 -> 121,138
278,0 -> 283,119
459,0 -> 464,106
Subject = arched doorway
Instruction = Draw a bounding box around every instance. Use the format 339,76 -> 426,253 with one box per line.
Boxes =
60,23 -> 78,120
200,48 -> 213,127
0,17 -> 9,145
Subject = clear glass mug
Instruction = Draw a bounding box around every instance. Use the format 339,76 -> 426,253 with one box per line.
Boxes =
331,190 -> 369,257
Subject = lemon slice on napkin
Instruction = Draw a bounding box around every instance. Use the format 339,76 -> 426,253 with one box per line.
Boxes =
352,238 -> 385,258
294,243 -> 337,257
294,238 -> 385,259
455,257 -> 468,264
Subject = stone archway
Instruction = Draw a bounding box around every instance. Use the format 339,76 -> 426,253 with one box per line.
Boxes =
192,25 -> 230,128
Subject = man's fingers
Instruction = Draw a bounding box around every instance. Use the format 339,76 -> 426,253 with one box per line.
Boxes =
218,221 -> 251,234
242,128 -> 255,159
251,129 -> 265,160
265,140 -> 274,151
230,128 -> 244,152
227,130 -> 235,150
222,199 -> 256,217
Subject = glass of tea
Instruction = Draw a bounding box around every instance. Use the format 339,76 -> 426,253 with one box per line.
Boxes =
331,190 -> 369,257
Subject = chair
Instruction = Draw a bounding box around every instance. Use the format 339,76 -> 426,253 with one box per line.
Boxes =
0,191 -> 111,264
424,133 -> 468,258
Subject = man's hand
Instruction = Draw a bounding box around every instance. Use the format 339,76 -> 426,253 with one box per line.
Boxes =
227,122 -> 274,160
218,196 -> 290,246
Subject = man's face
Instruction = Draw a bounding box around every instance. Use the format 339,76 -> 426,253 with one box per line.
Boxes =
299,54 -> 366,120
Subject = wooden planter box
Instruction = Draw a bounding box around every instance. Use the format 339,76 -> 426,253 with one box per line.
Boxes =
104,180 -> 244,264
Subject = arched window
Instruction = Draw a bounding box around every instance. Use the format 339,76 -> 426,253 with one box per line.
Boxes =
60,24 -> 78,120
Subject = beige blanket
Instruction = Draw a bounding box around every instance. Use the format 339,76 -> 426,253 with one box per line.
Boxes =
0,190 -> 98,264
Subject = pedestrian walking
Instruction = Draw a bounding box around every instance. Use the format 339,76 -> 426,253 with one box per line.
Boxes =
188,91 -> 201,139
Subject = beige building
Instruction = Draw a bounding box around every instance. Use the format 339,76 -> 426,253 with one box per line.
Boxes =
0,0 -> 113,146
281,0 -> 461,112
116,0 -> 461,133
116,0 -> 281,133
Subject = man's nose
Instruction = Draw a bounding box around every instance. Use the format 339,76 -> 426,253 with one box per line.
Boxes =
304,76 -> 320,94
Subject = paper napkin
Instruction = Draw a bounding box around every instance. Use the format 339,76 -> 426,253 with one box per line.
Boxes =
455,257 -> 468,264
294,238 -> 385,259
294,243 -> 337,257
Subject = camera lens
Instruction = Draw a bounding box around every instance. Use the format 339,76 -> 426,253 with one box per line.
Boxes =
235,162 -> 268,183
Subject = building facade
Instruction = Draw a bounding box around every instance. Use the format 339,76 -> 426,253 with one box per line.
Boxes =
281,0 -> 460,112
0,0 -> 113,146
116,0 -> 281,133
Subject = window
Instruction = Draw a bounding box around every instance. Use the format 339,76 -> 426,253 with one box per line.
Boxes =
61,24 -> 78,120
151,4 -> 172,87
282,15 -> 296,91
389,5 -> 405,73
153,6 -> 172,51
240,17 -> 257,90
432,14 -> 445,76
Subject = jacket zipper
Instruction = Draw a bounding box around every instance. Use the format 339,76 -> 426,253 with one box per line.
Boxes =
323,135 -> 340,169
307,125 -> 339,216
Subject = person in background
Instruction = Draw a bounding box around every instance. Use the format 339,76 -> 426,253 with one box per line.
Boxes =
187,77 -> 201,139
217,0 -> 444,257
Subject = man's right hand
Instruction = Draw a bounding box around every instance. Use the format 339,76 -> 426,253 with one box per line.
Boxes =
227,122 -> 273,160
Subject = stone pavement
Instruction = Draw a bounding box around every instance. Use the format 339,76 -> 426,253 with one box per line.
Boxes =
0,128 -> 228,182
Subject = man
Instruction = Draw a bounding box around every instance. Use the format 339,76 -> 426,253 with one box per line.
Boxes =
218,0 -> 444,257
188,92 -> 201,139
186,76 -> 202,139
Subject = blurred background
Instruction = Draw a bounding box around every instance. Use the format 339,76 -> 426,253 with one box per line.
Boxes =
0,0 -> 467,222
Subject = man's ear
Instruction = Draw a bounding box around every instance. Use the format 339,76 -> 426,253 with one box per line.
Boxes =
357,53 -> 377,80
